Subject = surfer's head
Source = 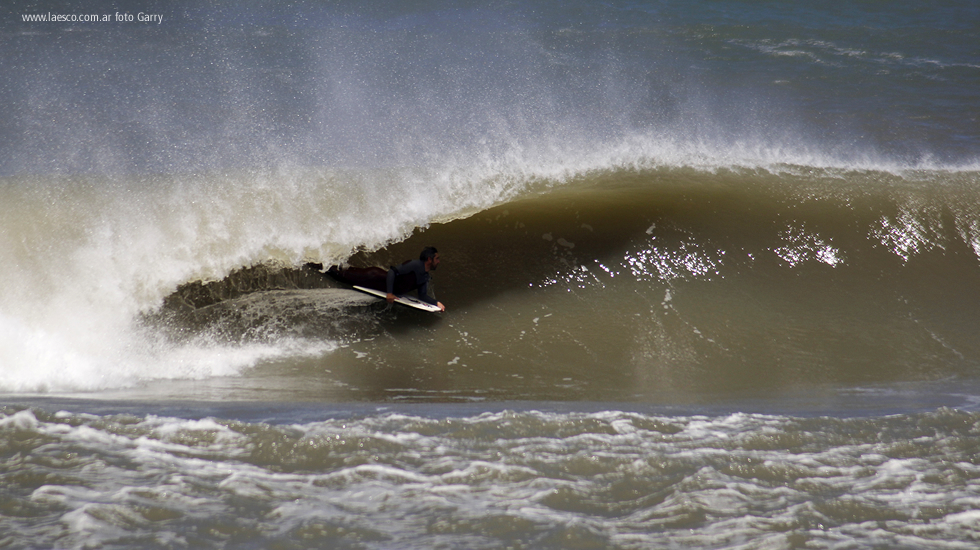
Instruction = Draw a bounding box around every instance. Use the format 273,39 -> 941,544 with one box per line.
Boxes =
421,246 -> 439,271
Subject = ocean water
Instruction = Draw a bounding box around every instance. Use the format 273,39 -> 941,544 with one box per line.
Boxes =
2,0 -> 980,548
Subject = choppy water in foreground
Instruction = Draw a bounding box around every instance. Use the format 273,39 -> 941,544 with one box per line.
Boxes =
3,403 -> 980,549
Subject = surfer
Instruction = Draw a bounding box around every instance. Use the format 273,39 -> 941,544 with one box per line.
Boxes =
317,246 -> 445,312
386,247 -> 444,312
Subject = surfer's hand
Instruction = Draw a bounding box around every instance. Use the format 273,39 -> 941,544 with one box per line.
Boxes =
386,293 -> 396,303
437,302 -> 445,312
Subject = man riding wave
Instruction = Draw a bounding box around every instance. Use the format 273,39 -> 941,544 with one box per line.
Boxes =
319,246 -> 446,312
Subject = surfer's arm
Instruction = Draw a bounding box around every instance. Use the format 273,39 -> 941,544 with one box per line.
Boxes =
385,267 -> 397,302
416,280 -> 443,309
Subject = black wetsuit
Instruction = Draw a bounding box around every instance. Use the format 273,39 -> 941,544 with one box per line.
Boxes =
386,259 -> 437,306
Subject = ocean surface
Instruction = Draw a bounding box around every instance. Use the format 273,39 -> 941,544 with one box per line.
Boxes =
2,0 -> 980,548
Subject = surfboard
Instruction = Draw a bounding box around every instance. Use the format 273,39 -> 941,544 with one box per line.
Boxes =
352,285 -> 442,313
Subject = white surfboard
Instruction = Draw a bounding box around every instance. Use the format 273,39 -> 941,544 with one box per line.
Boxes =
352,285 -> 442,313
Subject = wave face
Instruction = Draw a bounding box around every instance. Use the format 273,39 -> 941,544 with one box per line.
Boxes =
6,166 -> 980,401
1,0 -> 979,399
367,167 -> 980,400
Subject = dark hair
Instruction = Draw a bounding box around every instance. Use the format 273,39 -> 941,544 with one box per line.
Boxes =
420,246 -> 438,262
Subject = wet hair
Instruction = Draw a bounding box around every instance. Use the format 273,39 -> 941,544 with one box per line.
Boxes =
420,246 -> 439,262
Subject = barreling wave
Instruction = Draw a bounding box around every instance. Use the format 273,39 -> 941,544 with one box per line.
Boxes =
127,160 -> 980,402
1,132 -> 978,396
